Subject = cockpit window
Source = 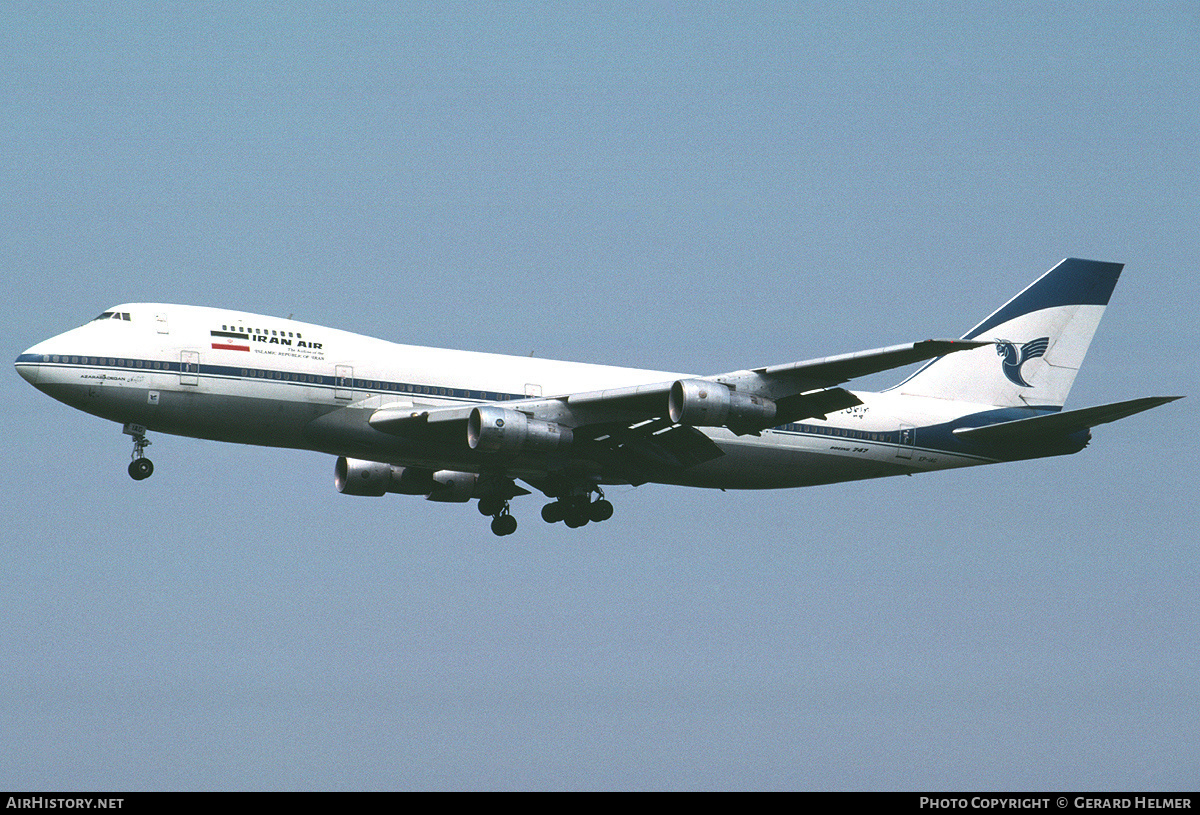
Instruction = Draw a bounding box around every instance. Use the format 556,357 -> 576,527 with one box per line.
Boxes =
91,311 -> 131,322
93,311 -> 115,321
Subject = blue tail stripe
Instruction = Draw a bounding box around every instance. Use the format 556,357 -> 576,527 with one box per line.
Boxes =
964,258 -> 1122,340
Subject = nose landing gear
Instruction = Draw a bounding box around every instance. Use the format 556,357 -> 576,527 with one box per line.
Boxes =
124,423 -> 154,481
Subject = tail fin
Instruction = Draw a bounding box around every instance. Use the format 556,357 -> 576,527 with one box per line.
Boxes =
893,258 -> 1123,408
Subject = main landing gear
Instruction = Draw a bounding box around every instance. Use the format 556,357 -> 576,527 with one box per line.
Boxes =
477,494 -> 518,537
540,489 -> 614,528
475,484 -> 615,536
124,423 -> 154,481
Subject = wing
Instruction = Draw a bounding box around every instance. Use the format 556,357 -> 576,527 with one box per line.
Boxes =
367,338 -> 989,481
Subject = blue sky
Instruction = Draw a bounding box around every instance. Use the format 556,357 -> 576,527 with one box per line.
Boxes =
3,1 -> 1196,790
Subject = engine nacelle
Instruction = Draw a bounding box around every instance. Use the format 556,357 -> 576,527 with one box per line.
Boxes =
334,457 -> 478,502
467,406 -> 573,456
668,379 -> 777,428
424,470 -> 479,502
336,457 -> 418,496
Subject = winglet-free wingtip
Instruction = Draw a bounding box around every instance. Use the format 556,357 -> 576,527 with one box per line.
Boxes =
1136,395 -> 1185,411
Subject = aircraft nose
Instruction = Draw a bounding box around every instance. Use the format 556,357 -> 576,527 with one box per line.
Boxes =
15,347 -> 43,386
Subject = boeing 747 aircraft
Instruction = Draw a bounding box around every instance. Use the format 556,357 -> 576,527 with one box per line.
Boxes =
16,258 -> 1180,535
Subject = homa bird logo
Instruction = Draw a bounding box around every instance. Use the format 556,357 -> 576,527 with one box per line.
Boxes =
995,337 -> 1049,387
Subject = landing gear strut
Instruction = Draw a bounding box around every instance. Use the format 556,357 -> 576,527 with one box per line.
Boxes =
124,423 -> 154,481
541,487 -> 614,528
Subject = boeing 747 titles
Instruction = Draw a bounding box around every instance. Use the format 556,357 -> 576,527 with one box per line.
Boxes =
16,258 -> 1181,535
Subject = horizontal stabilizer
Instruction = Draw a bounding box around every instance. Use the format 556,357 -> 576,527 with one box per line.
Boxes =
953,396 -> 1182,443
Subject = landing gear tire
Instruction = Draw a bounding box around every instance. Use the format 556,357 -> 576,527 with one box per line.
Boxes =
490,513 -> 518,537
563,506 -> 590,528
543,493 -> 614,527
589,499 -> 614,523
128,458 -> 154,481
478,495 -> 505,516
541,502 -> 565,524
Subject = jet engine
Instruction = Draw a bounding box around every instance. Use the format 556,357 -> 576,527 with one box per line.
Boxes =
334,457 -> 479,502
423,469 -> 480,502
668,379 -> 777,428
467,406 -> 573,456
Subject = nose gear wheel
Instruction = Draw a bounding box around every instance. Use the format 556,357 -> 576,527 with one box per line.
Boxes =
124,423 -> 154,481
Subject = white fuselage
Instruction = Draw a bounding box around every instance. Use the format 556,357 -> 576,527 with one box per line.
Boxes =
17,303 -> 1015,490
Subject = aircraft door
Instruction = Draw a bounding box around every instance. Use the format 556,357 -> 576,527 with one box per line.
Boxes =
897,423 -> 915,459
180,350 -> 200,386
335,365 -> 353,400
